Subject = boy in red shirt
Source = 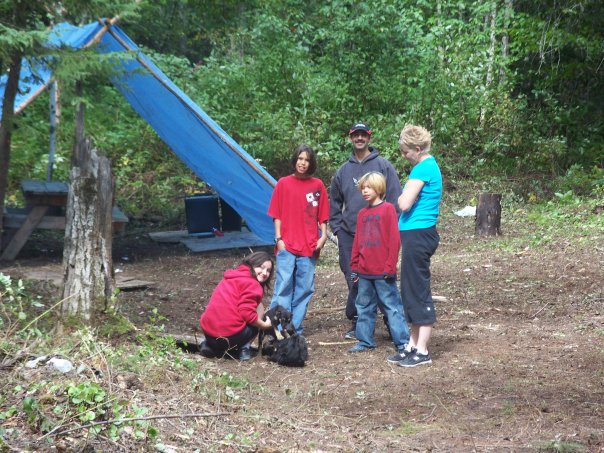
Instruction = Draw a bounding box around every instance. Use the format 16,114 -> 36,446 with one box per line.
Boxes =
268,144 -> 329,334
348,172 -> 410,356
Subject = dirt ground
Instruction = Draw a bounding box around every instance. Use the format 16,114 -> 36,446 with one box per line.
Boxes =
2,211 -> 603,452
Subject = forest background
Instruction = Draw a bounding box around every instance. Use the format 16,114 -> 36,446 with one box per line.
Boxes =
3,0 -> 603,221
1,2 -> 603,451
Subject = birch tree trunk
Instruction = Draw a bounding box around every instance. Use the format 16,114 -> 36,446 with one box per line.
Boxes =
61,94 -> 114,324
500,0 -> 513,82
480,2 -> 498,127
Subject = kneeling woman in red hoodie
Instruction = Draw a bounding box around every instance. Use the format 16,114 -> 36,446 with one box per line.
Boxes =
200,251 -> 274,361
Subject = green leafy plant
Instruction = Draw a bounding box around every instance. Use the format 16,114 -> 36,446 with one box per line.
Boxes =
0,274 -> 49,344
66,382 -> 107,422
0,274 -> 27,327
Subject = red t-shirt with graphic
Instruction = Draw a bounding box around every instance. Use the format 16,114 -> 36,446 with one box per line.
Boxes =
268,175 -> 329,257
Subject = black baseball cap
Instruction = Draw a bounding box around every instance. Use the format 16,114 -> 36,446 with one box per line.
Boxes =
349,123 -> 372,135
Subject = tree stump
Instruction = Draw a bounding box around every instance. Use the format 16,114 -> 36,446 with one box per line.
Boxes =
475,193 -> 502,236
61,98 -> 114,322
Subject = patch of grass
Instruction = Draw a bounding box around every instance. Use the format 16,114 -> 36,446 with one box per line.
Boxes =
382,420 -> 431,436
398,420 -> 422,435
222,430 -> 261,448
448,195 -> 604,255
97,311 -> 136,337
500,400 -> 516,416
191,369 -> 251,402
215,372 -> 248,389
539,440 -> 586,452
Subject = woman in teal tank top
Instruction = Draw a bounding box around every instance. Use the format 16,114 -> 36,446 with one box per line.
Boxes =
389,125 -> 442,368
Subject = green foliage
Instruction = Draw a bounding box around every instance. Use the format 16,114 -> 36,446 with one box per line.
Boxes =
67,382 -> 107,422
5,0 -> 604,221
13,378 -> 157,440
191,370 -> 249,401
554,164 -> 604,197
96,310 -> 135,338
480,191 -> 604,253
0,273 -> 48,344
539,440 -> 586,453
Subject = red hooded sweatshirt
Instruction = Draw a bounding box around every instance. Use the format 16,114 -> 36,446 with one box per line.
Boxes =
200,265 -> 263,337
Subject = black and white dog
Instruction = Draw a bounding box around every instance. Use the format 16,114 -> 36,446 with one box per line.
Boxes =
259,306 -> 308,367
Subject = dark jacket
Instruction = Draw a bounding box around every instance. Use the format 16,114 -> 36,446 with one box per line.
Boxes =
329,147 -> 402,236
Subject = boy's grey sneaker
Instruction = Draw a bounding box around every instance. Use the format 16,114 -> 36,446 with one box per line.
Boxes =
386,347 -> 414,364
344,329 -> 356,340
398,351 -> 432,367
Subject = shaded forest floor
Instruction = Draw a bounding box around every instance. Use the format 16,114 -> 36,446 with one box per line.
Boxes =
1,206 -> 603,452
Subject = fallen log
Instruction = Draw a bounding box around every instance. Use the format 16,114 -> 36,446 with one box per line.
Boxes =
317,340 -> 356,346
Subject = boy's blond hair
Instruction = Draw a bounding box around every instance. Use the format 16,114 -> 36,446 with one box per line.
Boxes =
399,124 -> 432,153
357,172 -> 387,197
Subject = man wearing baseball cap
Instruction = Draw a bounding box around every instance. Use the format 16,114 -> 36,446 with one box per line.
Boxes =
330,122 -> 402,339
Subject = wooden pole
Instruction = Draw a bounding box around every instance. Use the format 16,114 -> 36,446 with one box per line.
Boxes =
47,81 -> 57,181
475,193 -> 502,236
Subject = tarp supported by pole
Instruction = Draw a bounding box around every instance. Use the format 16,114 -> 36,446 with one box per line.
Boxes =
0,20 -> 276,243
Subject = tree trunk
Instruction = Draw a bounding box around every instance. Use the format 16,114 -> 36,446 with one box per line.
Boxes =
500,0 -> 513,82
0,52 -> 23,254
475,193 -> 502,236
61,94 -> 115,323
480,2 -> 497,127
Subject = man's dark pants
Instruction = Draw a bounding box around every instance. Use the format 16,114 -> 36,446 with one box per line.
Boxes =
336,230 -> 358,321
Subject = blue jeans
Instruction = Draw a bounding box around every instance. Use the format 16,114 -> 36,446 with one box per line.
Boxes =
270,249 -> 316,333
355,278 -> 409,349
337,230 -> 385,327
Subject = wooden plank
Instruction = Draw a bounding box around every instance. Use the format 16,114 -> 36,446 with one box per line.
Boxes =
149,230 -> 189,243
182,230 -> 272,252
2,266 -> 151,289
1,206 -> 49,260
21,180 -> 68,195
4,211 -> 65,229
1,203 -> 128,259
116,277 -> 153,290
168,333 -> 204,346
21,180 -> 69,207
4,208 -> 127,231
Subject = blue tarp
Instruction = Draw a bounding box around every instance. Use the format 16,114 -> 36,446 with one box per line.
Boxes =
0,21 -> 276,243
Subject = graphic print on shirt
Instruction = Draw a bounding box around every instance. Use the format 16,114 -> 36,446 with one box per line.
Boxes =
360,212 -> 382,248
304,190 -> 321,224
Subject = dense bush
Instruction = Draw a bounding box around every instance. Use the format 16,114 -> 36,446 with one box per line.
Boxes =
5,0 -> 603,220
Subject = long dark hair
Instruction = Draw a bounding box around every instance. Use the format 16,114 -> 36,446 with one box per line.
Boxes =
241,251 -> 274,290
290,144 -> 317,175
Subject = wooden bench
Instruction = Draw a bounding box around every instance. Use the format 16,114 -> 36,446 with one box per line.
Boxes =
1,180 -> 128,261
3,206 -> 128,233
